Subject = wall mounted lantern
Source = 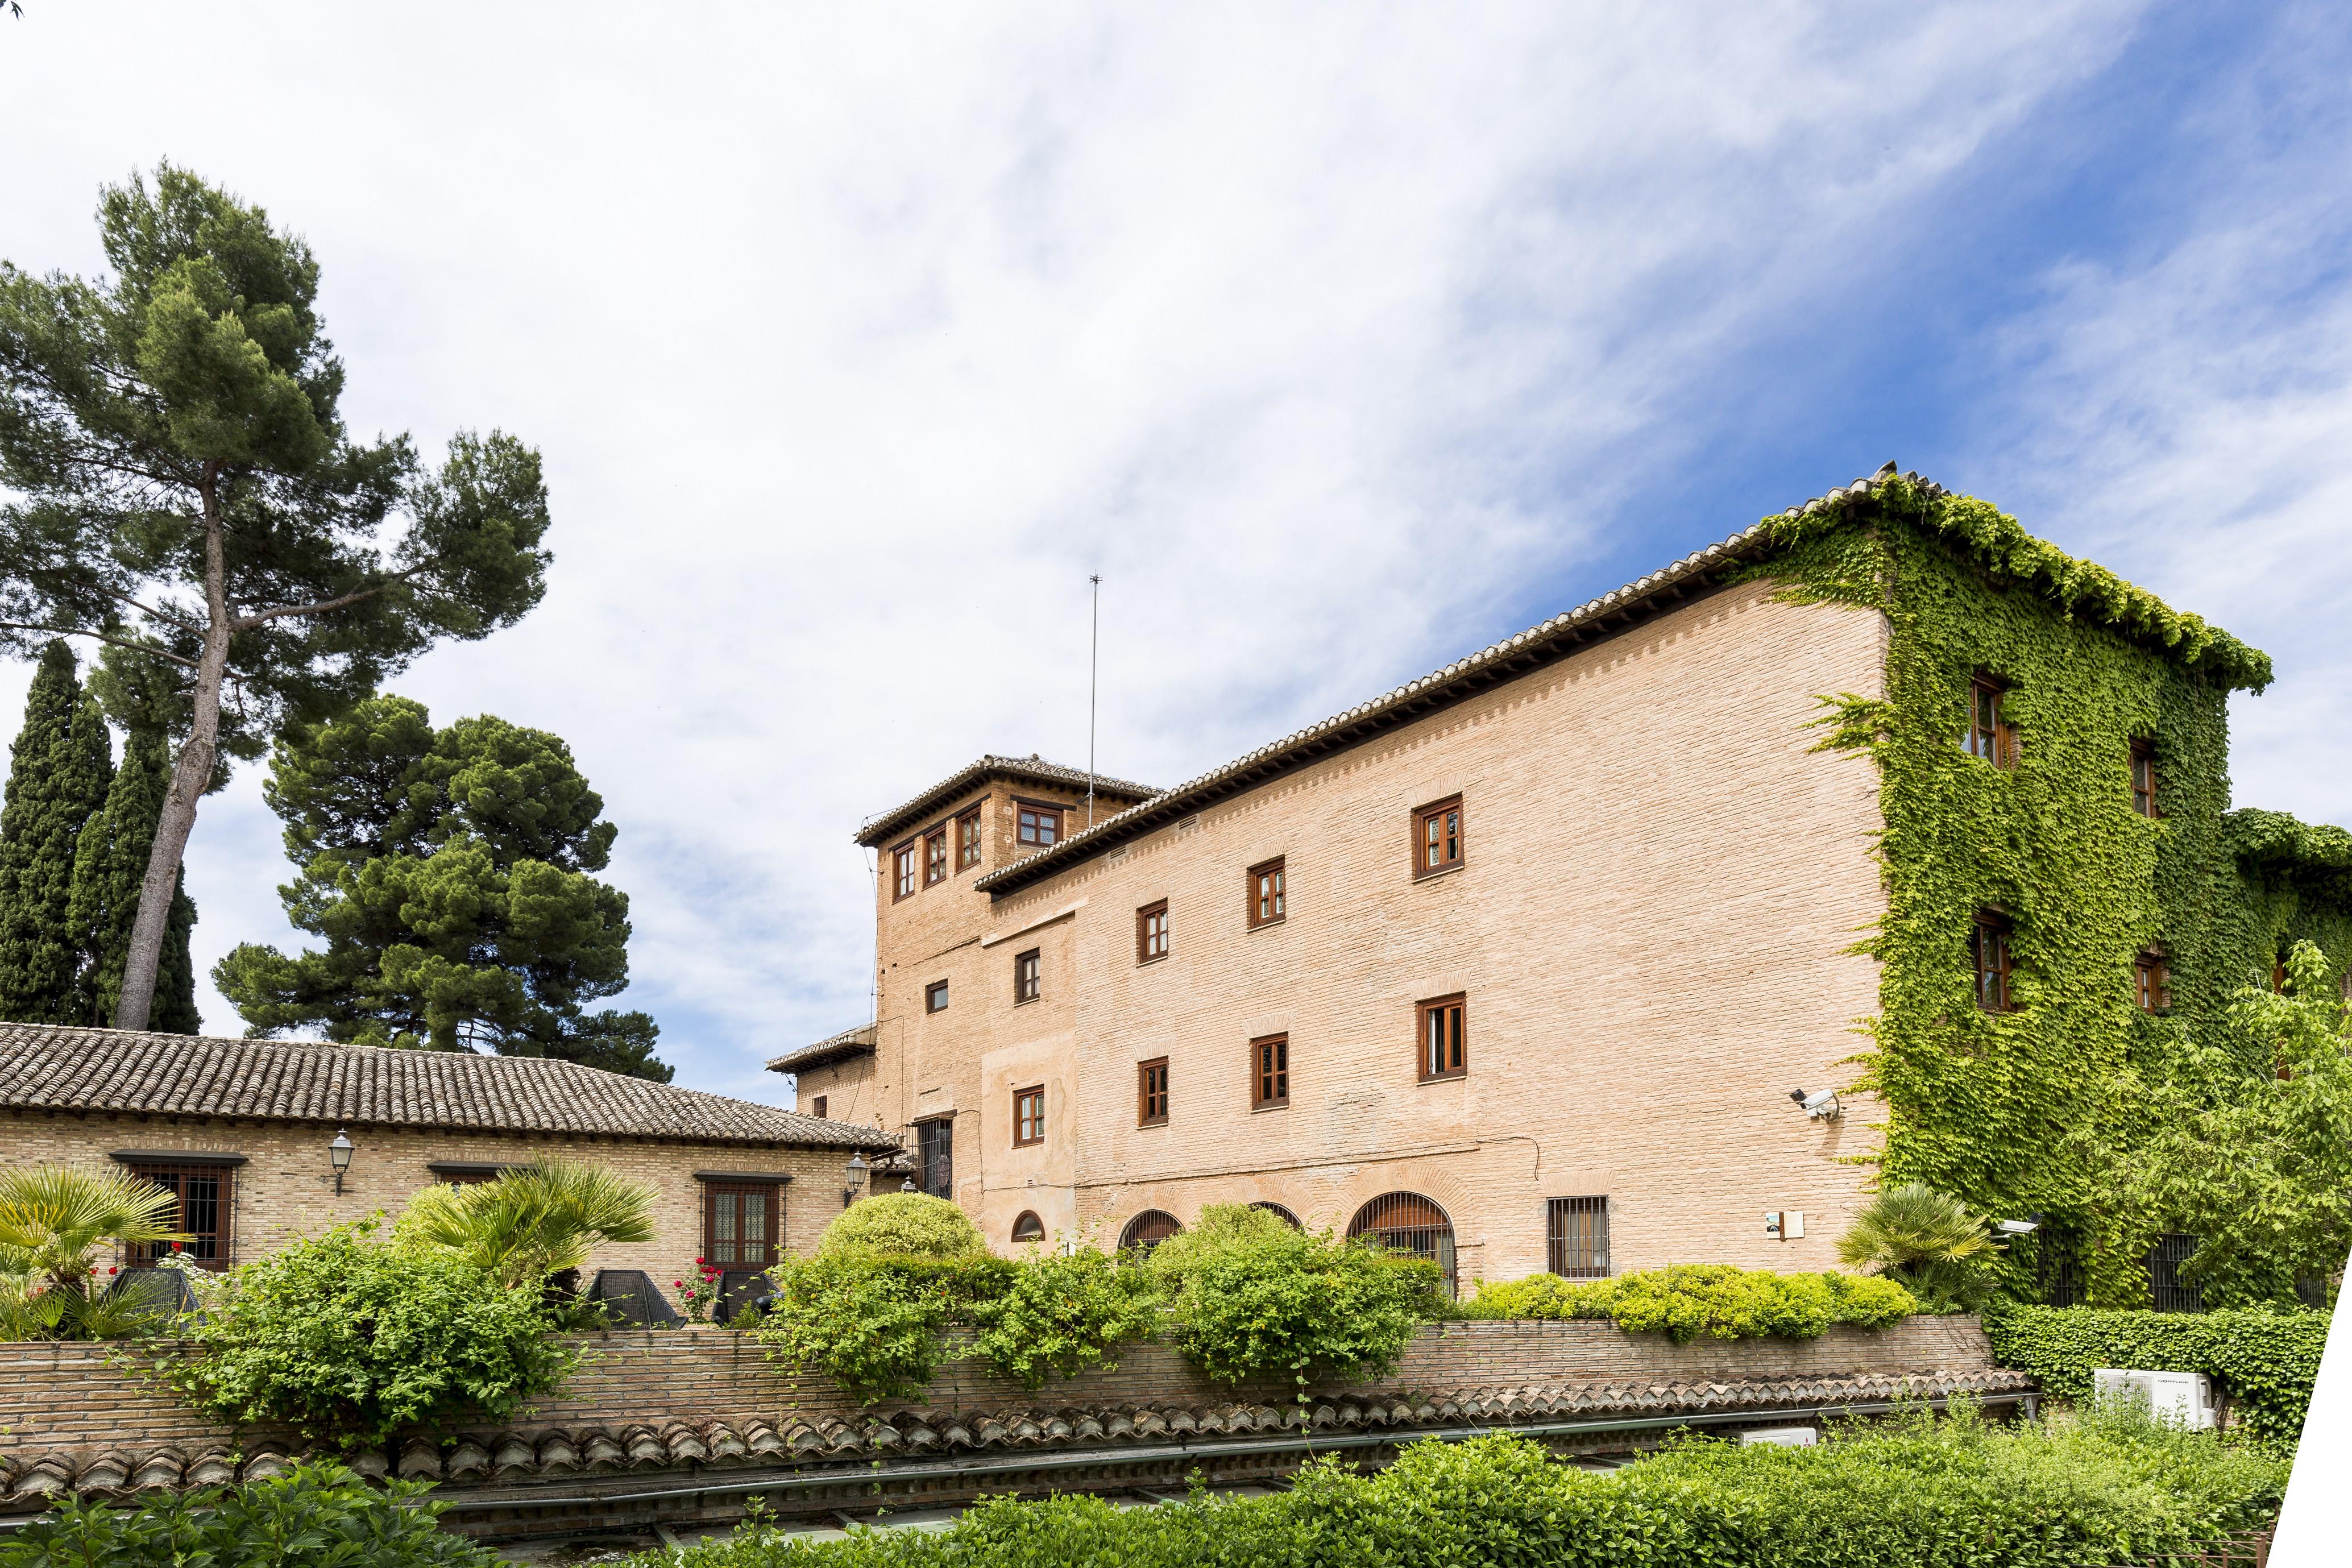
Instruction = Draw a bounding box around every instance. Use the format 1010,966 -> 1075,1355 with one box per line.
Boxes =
328,1128 -> 355,1194
843,1152 -> 868,1208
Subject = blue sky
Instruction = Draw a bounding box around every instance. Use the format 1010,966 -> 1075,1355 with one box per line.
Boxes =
2,3 -> 2346,1105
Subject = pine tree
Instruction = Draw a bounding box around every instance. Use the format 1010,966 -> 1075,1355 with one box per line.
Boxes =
70,729 -> 200,1032
0,642 -> 113,1023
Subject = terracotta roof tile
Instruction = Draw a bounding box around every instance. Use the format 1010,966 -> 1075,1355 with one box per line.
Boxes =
0,1023 -> 901,1150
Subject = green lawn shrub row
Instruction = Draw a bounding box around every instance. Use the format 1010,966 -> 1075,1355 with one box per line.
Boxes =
636,1410 -> 2283,1568
1984,1303 -> 2330,1443
1460,1263 -> 1918,1342
0,1461 -> 493,1567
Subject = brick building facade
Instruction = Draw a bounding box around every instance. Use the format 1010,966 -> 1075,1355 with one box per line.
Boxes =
0,1024 -> 899,1292
781,464 -> 2337,1294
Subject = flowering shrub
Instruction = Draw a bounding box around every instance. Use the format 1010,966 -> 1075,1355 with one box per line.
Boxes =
677,1258 -> 725,1323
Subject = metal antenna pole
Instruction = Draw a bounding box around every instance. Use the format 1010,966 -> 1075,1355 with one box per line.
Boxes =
1087,574 -> 1102,827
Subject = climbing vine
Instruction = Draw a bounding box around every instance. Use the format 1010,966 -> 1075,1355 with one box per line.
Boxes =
1750,476 -> 2350,1308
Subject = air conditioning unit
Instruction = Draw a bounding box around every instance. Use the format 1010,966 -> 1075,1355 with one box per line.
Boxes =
2092,1368 -> 2218,1430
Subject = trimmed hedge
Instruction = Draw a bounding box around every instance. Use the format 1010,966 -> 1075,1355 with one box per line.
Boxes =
640,1416 -> 2283,1567
1461,1264 -> 1917,1342
1984,1304 -> 2330,1443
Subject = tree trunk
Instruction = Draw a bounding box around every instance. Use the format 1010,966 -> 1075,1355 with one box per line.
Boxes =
113,474 -> 231,1032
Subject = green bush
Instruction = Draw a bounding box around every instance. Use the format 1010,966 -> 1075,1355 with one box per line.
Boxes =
965,1246 -> 1159,1391
1162,1221 -> 1439,1396
159,1221 -> 577,1445
1985,1303 -> 2329,1443
636,1417 -> 2283,1567
1464,1264 -> 1917,1342
1136,1202 -> 1294,1289
0,1460 -> 494,1567
754,1254 -> 1011,1403
816,1194 -> 986,1259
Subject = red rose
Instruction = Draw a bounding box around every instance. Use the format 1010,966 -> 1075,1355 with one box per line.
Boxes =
673,1280 -> 683,1288
108,1267 -> 118,1275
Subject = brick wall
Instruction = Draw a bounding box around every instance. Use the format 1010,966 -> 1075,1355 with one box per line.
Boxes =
0,1315 -> 2000,1466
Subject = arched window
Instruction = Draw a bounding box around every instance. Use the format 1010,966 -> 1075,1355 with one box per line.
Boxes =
1010,1210 -> 1045,1244
1119,1209 -> 1183,1254
1250,1201 -> 1302,1229
1347,1192 -> 1456,1297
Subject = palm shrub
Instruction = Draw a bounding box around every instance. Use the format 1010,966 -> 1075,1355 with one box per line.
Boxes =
0,1164 -> 188,1340
1837,1182 -> 1996,1310
399,1160 -> 654,1291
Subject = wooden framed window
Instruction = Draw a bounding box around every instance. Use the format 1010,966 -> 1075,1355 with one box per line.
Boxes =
891,843 -> 918,901
1013,948 -> 1041,1004
126,1165 -> 232,1270
1547,1196 -> 1610,1279
810,1094 -> 828,1119
702,1182 -> 779,1270
1136,900 -> 1169,963
926,978 -> 949,1014
957,807 -> 983,869
1250,1034 -> 1289,1109
1013,1085 -> 1046,1147
1971,914 -> 2014,1013
2134,951 -> 2171,1013
1016,802 -> 1063,849
1137,1057 -> 1169,1126
1011,1210 -> 1045,1243
1963,678 -> 2018,768
1247,857 -> 1286,928
2129,739 -> 2159,818
1418,993 -> 1467,1081
1413,795 -> 1463,878
914,1115 -> 953,1198
924,826 -> 948,885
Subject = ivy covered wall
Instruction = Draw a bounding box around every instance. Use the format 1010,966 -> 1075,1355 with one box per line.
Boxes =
1755,474 -> 2349,1308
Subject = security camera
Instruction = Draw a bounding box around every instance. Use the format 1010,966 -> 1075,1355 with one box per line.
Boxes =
1994,1218 -> 2040,1236
1787,1088 -> 1841,1121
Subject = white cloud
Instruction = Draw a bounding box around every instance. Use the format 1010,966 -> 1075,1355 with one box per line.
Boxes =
2,1 -> 2242,1102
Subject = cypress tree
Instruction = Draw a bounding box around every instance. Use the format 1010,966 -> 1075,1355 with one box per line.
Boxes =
0,643 -> 114,1022
70,729 -> 200,1032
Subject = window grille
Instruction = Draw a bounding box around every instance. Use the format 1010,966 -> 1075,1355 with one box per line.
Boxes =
1348,1191 -> 1457,1297
1250,1201 -> 1301,1228
2147,1233 -> 2204,1313
1119,1209 -> 1183,1253
915,1117 -> 953,1200
702,1184 -> 778,1269
2035,1225 -> 2086,1307
1547,1196 -> 1610,1278
128,1165 -> 230,1268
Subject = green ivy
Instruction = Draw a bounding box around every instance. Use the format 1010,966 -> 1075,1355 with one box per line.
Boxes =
1984,1305 -> 2326,1445
1754,478 -> 2352,1307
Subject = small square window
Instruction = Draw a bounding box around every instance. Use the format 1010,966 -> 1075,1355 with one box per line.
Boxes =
926,978 -> 949,1014
1972,915 -> 2014,1013
1250,1034 -> 1289,1109
1014,948 -> 1041,1005
1413,796 -> 1463,878
957,807 -> 983,869
1136,900 -> 1169,963
1247,857 -> 1286,929
1017,803 -> 1063,849
1013,1085 -> 1046,1147
2130,740 -> 2159,818
1963,678 -> 2018,769
1138,1057 -> 1169,1126
811,1094 -> 828,1119
2134,952 -> 2171,1013
892,843 -> 918,901
1547,1196 -> 1610,1279
1418,993 -> 1467,1081
924,827 -> 948,886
